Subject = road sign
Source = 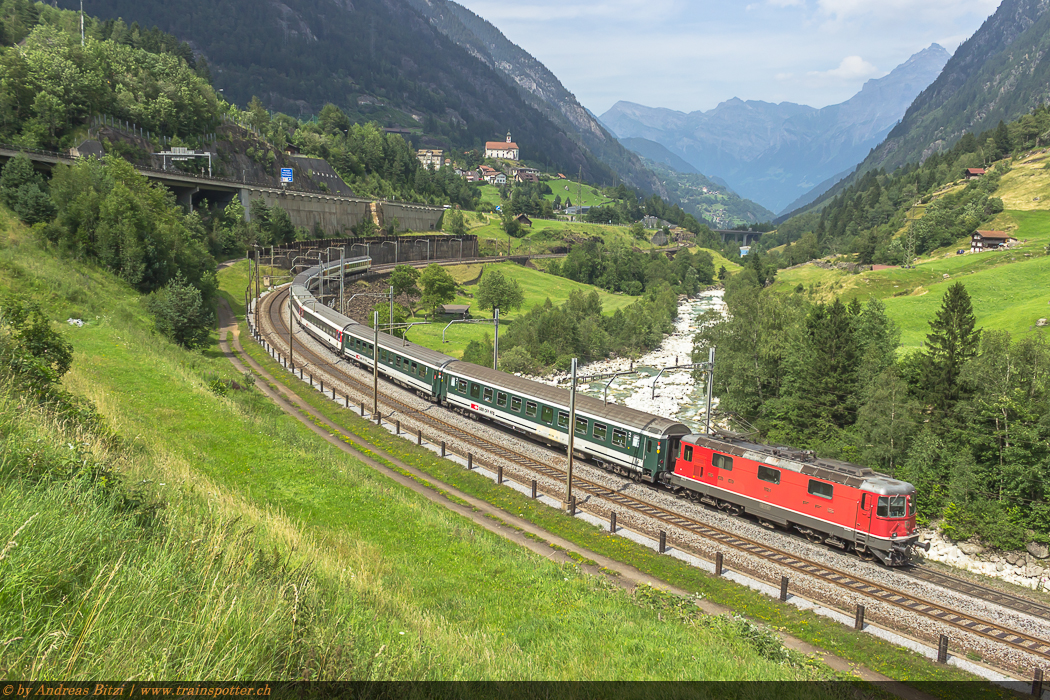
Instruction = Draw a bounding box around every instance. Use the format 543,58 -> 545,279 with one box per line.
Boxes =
280,168 -> 294,184
495,205 -> 501,212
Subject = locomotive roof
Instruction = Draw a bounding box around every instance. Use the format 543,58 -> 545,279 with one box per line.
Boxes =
448,361 -> 691,438
684,433 -> 914,494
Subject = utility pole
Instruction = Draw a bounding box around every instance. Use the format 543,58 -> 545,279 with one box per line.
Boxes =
288,290 -> 295,370
339,248 -> 344,313
80,0 -> 84,46
254,248 -> 260,331
704,347 -> 716,435
373,311 -> 379,417
389,285 -> 394,331
565,357 -> 577,512
493,308 -> 499,370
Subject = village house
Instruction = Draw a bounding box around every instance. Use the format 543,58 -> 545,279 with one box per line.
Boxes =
964,168 -> 986,179
417,149 -> 443,169
514,213 -> 533,227
971,230 -> 1017,253
515,172 -> 539,184
492,172 -> 507,185
485,132 -> 519,160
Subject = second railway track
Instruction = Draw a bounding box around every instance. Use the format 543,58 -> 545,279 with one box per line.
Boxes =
255,284 -> 1050,671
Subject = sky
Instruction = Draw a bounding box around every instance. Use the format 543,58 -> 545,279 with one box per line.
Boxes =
452,0 -> 1002,115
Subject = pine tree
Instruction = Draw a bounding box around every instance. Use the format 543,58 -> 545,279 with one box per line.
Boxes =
923,282 -> 980,419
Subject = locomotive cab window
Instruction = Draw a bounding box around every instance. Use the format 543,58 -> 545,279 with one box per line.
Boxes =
557,412 -> 569,429
593,423 -> 607,441
497,392 -> 507,407
808,480 -> 833,500
511,397 -> 522,412
682,445 -> 693,461
877,495 -> 907,518
757,465 -> 780,484
525,401 -> 537,417
612,429 -> 628,448
541,406 -> 554,424
712,453 -> 733,471
483,388 -> 493,403
470,384 -> 481,400
575,417 -> 588,435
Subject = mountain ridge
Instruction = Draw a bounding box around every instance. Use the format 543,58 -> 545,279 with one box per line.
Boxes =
601,44 -> 950,212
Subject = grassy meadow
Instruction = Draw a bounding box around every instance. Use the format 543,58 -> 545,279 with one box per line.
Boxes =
769,155 -> 1050,349
0,212 -> 844,684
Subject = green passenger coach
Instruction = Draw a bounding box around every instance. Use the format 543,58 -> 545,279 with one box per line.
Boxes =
441,362 -> 691,481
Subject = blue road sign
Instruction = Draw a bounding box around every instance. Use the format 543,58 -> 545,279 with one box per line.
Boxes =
495,205 -> 501,212
280,168 -> 294,183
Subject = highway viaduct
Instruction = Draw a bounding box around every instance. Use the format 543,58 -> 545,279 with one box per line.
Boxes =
0,146 -> 445,234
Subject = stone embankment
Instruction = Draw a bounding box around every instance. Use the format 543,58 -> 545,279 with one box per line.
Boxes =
921,528 -> 1049,590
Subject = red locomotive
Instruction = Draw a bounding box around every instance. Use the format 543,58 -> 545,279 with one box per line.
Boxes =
665,433 -> 928,565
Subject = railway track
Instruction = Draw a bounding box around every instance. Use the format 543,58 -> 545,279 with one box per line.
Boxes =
256,285 -> 1050,667
905,565 -> 1050,622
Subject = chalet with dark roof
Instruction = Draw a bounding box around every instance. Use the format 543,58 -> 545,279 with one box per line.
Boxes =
964,168 -> 986,179
971,230 -> 1017,253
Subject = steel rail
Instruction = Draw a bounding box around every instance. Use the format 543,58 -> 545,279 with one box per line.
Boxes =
258,286 -> 1050,664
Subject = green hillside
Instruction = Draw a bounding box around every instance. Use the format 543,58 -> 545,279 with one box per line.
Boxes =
770,153 -> 1050,348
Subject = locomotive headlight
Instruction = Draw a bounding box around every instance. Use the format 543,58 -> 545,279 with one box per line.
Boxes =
890,532 -> 897,539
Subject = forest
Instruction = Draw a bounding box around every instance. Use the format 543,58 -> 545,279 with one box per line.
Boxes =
696,270 -> 1050,549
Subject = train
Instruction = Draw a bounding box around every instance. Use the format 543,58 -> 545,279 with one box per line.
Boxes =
286,257 -> 927,566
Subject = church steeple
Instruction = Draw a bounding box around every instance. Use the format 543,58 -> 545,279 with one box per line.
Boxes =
506,131 -> 512,143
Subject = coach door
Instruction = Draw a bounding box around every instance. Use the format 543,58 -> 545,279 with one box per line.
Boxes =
854,493 -> 874,550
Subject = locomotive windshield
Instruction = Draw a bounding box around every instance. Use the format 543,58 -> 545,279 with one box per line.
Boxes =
877,495 -> 909,518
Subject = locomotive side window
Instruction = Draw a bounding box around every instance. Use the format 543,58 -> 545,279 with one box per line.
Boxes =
541,406 -> 554,423
757,465 -> 780,484
712,453 -> 733,471
877,495 -> 907,517
525,401 -> 537,417
593,423 -> 608,441
497,392 -> 508,407
483,388 -> 493,402
683,445 -> 693,461
612,429 -> 628,448
908,496 -> 914,516
558,412 -> 569,429
808,480 -> 833,500
861,494 -> 869,510
470,383 -> 481,399
575,417 -> 588,435
511,397 -> 522,412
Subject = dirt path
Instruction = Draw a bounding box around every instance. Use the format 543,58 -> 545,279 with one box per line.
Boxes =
216,297 -> 933,694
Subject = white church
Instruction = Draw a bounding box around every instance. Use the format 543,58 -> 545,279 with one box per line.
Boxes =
485,132 -> 519,160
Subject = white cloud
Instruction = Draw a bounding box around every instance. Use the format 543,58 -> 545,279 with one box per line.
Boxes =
815,0 -> 998,23
808,55 -> 880,80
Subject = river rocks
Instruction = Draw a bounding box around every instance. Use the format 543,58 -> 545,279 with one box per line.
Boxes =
1026,541 -> 1049,559
959,540 -> 985,556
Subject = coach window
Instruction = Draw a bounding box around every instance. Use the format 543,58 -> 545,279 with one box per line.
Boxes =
612,428 -> 628,448
683,445 -> 693,461
380,349 -> 387,362
558,411 -> 569,429
593,423 -> 607,441
712,453 -> 733,471
575,416 -> 588,435
457,378 -> 468,393
757,465 -> 780,485
808,480 -> 834,500
526,401 -> 537,417
511,397 -> 522,412
420,367 -> 428,378
483,388 -> 493,403
541,406 -> 554,424
497,392 -> 508,407
470,383 -> 481,400
412,361 -> 418,374
396,357 -> 402,368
